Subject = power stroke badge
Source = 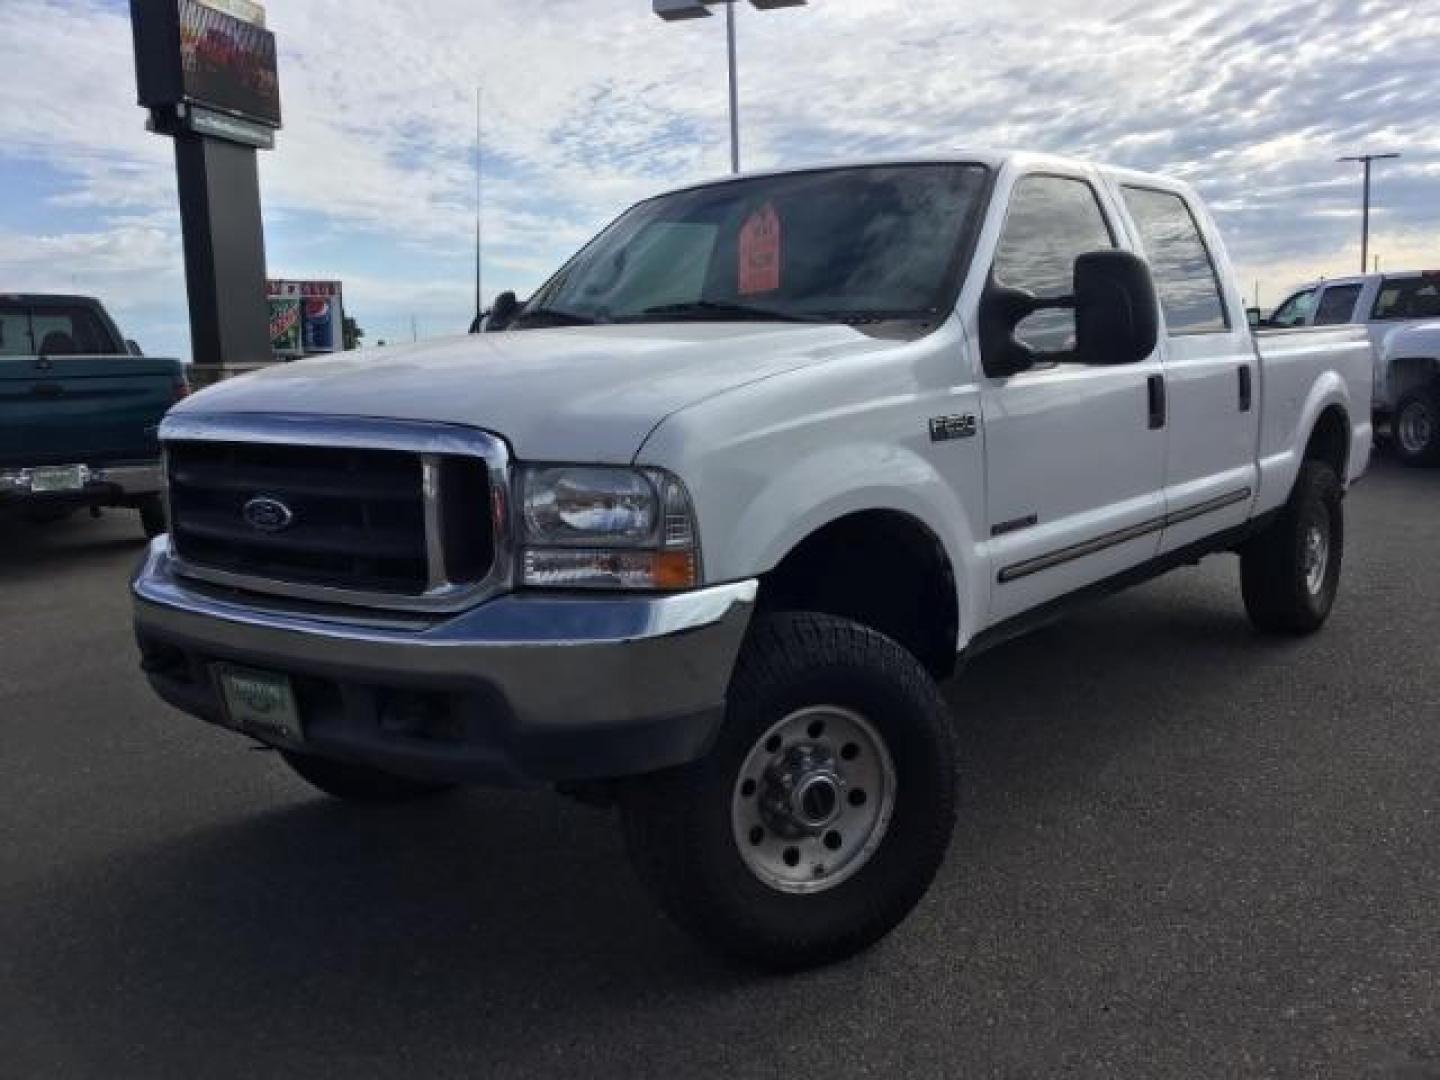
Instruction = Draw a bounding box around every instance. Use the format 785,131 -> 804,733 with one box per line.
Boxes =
929,414 -> 977,442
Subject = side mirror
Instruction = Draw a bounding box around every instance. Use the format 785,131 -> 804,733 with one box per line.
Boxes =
979,249 -> 1159,376
485,290 -> 520,332
1245,307 -> 1263,329
126,339 -> 144,357
1071,250 -> 1160,366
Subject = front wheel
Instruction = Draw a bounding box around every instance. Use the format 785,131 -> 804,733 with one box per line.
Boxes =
1392,387 -> 1440,467
620,612 -> 957,971
1240,461 -> 1343,635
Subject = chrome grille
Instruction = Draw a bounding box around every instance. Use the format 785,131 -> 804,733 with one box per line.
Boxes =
160,415 -> 510,612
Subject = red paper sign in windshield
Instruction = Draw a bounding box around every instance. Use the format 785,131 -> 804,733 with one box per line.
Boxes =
738,203 -> 781,295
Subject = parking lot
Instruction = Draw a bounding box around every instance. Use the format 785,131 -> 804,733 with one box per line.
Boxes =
1,458 -> 1436,1079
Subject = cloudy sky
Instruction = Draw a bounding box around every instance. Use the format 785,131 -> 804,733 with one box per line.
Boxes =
0,0 -> 1436,360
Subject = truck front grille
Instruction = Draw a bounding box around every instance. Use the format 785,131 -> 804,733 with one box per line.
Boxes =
165,430 -> 501,607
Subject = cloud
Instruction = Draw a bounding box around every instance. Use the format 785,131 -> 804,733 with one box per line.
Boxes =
0,0 -> 1436,353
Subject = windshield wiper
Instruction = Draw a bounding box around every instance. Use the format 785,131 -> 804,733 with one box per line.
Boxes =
632,300 -> 831,324
511,306 -> 596,328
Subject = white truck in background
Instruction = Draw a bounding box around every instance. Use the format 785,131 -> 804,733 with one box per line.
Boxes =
1268,271 -> 1440,464
133,153 -> 1372,970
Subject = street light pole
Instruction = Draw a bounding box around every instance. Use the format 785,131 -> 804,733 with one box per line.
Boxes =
654,0 -> 807,175
1339,152 -> 1400,275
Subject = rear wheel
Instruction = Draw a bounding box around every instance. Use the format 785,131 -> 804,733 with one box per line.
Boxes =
279,750 -> 457,804
1392,387 -> 1440,467
1240,461 -> 1343,635
137,494 -> 167,539
620,612 -> 957,970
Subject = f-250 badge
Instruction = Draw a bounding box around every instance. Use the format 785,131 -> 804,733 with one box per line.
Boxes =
929,414 -> 977,442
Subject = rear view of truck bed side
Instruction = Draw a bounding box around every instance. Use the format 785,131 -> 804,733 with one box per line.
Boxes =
1,294 -> 187,536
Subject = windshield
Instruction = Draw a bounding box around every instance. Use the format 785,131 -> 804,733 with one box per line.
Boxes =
520,164 -> 990,327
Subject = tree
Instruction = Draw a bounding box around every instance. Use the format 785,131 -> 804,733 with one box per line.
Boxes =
343,316 -> 364,350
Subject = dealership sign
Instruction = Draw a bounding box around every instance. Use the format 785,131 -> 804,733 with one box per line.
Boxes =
131,0 -> 282,143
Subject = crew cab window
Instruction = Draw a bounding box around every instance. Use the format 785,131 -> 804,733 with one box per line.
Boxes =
1120,187 -> 1228,334
1314,284 -> 1363,325
993,174 -> 1115,352
1371,276 -> 1440,320
1270,289 -> 1317,327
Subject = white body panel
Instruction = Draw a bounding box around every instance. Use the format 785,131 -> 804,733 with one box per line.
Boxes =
176,151 -> 1373,654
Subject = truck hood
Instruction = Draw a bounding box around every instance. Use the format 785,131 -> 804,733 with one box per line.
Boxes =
174,323 -> 904,460
1382,320 -> 1440,358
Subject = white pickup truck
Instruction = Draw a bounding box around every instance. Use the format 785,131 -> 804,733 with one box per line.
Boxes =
1268,271 -> 1440,463
133,152 -> 1372,969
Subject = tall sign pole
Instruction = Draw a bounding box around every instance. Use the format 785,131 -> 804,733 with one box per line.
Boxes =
1338,152 -> 1400,275
130,0 -> 282,379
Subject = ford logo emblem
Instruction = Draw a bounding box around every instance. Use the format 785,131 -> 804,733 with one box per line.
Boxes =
242,496 -> 295,533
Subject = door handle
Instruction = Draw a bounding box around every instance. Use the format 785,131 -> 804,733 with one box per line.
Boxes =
1147,374 -> 1166,430
31,382 -> 64,398
1238,365 -> 1253,412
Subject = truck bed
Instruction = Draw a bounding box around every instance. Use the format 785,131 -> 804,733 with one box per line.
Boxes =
0,354 -> 184,468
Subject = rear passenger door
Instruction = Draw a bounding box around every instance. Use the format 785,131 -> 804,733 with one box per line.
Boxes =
1117,185 -> 1259,553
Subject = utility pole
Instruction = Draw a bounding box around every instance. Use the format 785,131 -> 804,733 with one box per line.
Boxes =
1338,152 -> 1400,275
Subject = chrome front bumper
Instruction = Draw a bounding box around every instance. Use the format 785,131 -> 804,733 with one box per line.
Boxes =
0,462 -> 163,500
132,540 -> 757,785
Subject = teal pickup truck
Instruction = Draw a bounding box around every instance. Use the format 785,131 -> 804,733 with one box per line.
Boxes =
1,294 -> 187,537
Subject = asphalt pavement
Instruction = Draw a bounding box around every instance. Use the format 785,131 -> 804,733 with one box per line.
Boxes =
2,460 -> 1437,1079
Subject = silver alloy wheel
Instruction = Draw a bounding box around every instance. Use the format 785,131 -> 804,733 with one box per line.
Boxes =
731,705 -> 896,894
1397,398 -> 1434,456
1303,519 -> 1329,596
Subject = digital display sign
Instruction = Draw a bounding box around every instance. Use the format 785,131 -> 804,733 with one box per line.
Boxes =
178,0 -> 280,127
132,0 -> 282,135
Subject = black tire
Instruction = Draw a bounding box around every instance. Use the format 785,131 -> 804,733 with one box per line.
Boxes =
137,494 -> 168,539
279,750 -> 456,804
1391,386 -> 1440,467
620,611 -> 957,971
1240,460 -> 1343,635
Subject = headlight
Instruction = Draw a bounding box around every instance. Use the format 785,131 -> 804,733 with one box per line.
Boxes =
518,465 -> 700,590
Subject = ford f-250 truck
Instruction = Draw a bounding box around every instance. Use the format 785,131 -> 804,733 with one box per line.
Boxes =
2,294 -> 186,536
133,153 -> 1371,969
1267,271 -> 1440,464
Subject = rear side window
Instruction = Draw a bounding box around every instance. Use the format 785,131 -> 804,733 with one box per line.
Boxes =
993,174 -> 1115,352
1120,187 -> 1228,334
1314,284 -> 1362,325
0,303 -> 113,356
0,306 -> 29,356
1271,289 -> 1316,327
1371,276 -> 1440,320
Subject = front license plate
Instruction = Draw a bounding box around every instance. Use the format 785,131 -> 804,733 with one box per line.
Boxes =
29,465 -> 86,492
215,664 -> 302,745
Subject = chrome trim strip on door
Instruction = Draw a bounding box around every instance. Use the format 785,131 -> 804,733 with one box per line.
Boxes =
1160,486 -> 1252,528
997,487 -> 1252,584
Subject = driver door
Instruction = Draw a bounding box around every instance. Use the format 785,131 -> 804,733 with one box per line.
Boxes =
979,171 -> 1169,624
